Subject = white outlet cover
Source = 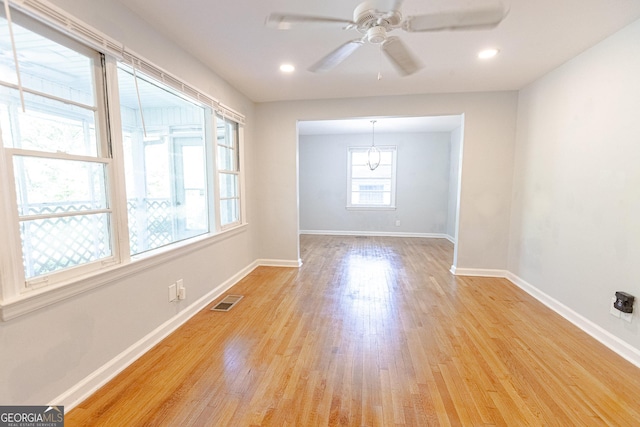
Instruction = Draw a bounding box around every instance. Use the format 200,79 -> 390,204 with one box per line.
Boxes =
621,312 -> 633,323
610,297 -> 621,318
168,283 -> 177,302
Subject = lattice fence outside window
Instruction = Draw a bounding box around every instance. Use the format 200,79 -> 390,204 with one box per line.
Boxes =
20,199 -> 173,277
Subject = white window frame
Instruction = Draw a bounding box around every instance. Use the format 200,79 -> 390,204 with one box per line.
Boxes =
347,146 -> 397,210
0,2 -> 247,320
0,9 -> 119,291
215,115 -> 242,229
115,62 -> 216,256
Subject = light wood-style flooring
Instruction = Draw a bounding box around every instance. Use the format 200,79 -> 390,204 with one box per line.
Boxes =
67,235 -> 640,426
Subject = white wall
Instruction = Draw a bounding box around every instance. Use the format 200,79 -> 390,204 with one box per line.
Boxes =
299,132 -> 452,235
0,0 -> 257,405
255,92 -> 518,268
509,19 -> 640,351
447,126 -> 463,240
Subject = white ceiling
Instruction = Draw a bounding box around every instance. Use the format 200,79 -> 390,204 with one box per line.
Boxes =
116,0 -> 640,103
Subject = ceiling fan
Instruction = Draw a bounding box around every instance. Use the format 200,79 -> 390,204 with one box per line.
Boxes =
267,0 -> 508,76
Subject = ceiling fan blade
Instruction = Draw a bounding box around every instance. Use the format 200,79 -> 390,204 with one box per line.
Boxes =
376,0 -> 404,12
403,3 -> 507,32
381,36 -> 422,76
309,39 -> 364,73
266,13 -> 355,30
389,0 -> 405,12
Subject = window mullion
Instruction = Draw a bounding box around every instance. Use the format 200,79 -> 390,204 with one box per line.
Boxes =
205,112 -> 217,233
18,208 -> 112,222
236,124 -> 245,227
6,148 -> 112,164
95,53 -> 126,267
212,115 -> 222,232
0,146 -> 27,300
103,56 -> 131,264
0,81 -> 98,112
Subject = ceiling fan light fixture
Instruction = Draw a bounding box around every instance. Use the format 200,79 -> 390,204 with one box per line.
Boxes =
367,26 -> 387,44
478,48 -> 499,59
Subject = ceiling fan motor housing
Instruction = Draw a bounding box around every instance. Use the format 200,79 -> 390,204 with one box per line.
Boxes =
367,26 -> 387,43
353,0 -> 402,31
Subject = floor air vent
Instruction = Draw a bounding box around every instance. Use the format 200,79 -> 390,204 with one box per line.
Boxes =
211,295 -> 244,312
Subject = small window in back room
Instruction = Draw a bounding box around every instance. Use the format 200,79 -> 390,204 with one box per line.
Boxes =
347,146 -> 397,209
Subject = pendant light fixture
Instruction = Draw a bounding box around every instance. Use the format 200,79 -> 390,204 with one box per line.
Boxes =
367,120 -> 381,171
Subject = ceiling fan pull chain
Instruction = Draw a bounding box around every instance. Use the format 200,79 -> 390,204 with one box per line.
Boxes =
377,44 -> 383,81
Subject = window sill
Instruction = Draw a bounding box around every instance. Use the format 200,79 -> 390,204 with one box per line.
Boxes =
346,206 -> 397,211
0,223 -> 249,321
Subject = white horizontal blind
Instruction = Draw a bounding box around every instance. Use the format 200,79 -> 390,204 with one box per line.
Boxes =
6,0 -> 245,124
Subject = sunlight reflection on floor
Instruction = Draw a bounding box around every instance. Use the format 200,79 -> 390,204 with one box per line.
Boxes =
342,250 -> 398,335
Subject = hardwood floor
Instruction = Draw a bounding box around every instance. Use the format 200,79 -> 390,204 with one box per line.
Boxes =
67,235 -> 640,426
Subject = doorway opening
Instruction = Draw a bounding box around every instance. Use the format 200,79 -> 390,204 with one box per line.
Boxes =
297,114 -> 464,268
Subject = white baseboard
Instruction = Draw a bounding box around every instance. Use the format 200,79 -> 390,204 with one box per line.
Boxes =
450,266 -> 508,277
257,258 -> 303,268
52,260 -> 260,410
56,256 -> 640,411
300,230 -> 451,239
451,267 -> 640,367
506,272 -> 640,369
53,257 -> 303,410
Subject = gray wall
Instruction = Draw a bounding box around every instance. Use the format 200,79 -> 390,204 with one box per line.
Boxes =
299,132 -> 452,235
447,126 -> 463,240
509,19 -> 640,350
255,92 -> 518,268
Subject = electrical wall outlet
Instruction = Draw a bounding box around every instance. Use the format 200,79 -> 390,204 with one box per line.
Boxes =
610,297 -> 621,318
177,279 -> 186,300
395,220 -> 401,227
611,296 -> 634,322
168,283 -> 177,302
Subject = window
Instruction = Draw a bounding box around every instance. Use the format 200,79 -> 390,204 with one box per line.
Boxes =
347,146 -> 397,209
117,65 -> 212,255
0,11 -> 113,282
0,5 -> 245,303
216,116 -> 241,227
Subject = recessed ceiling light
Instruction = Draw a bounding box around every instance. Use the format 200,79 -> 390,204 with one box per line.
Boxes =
478,48 -> 499,59
280,64 -> 295,73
